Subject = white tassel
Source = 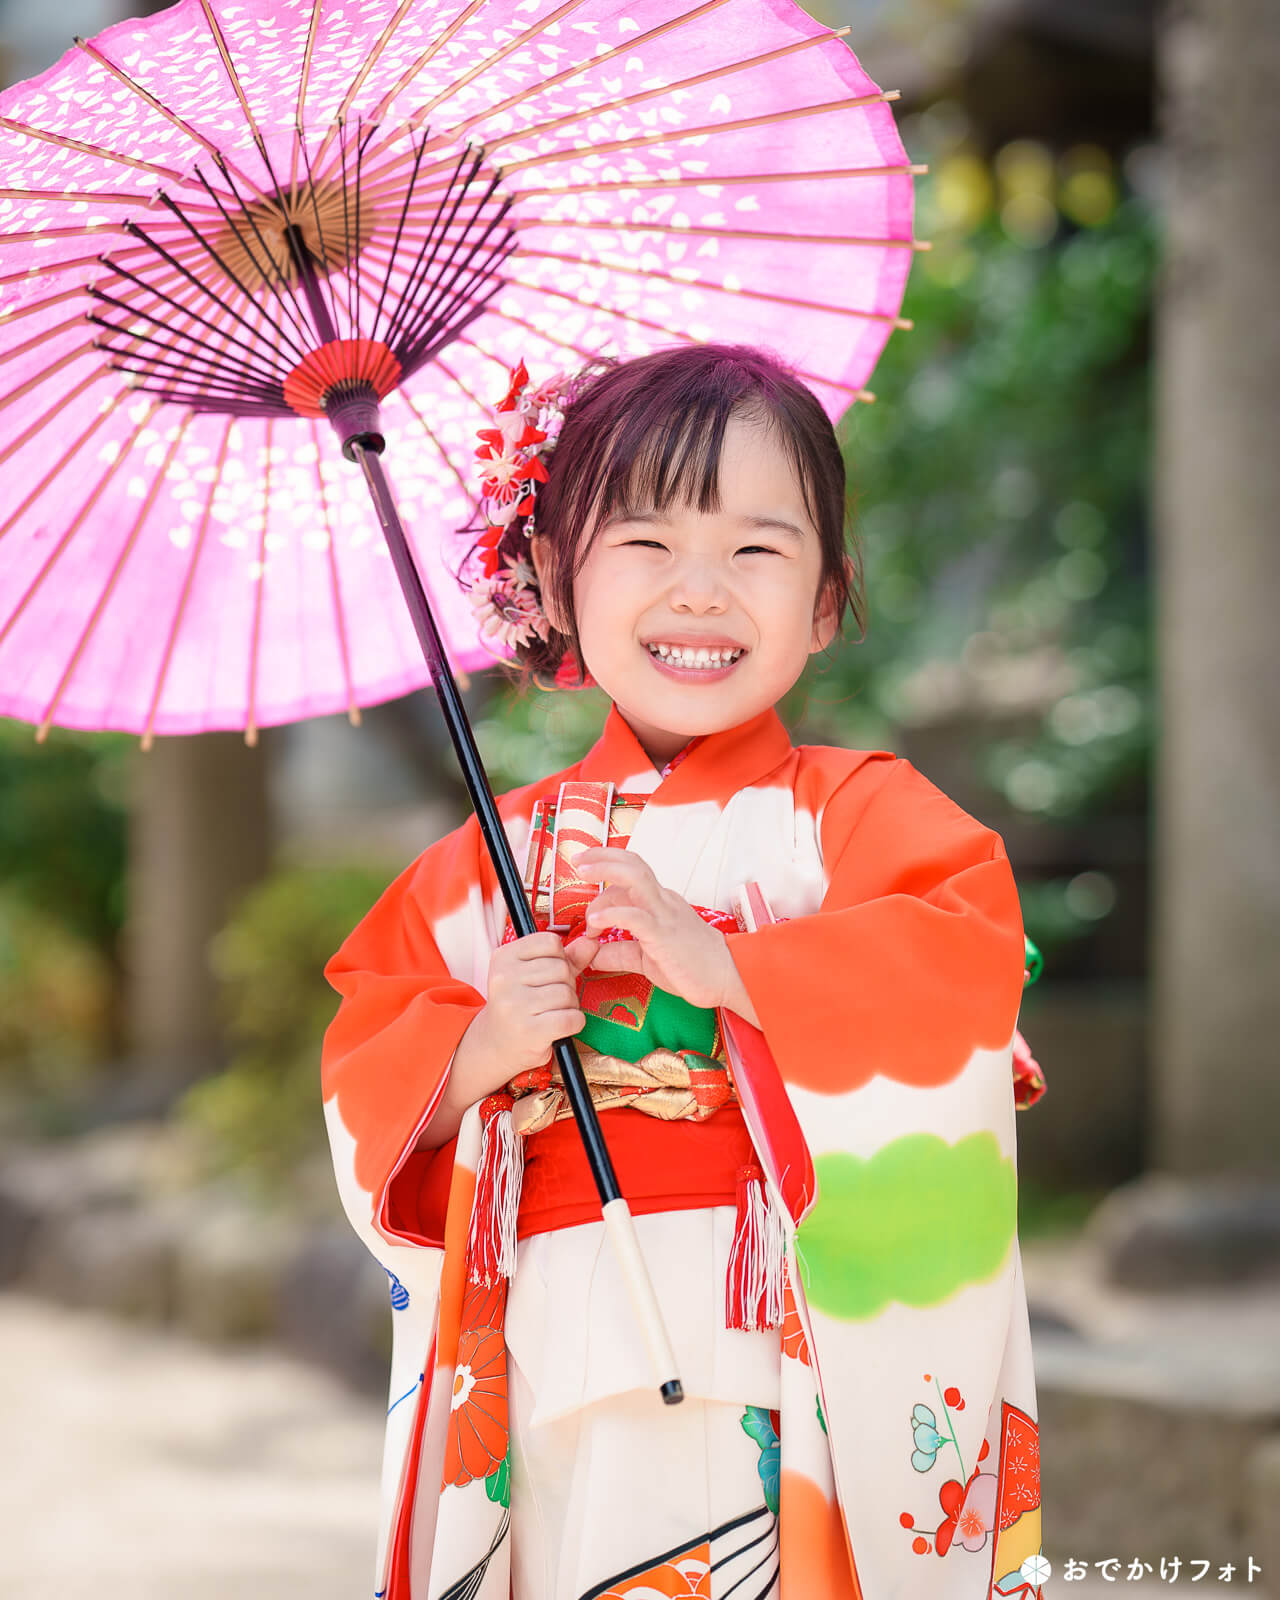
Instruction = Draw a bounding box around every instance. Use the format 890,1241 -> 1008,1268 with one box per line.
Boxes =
467,1096 -> 525,1287
726,1163 -> 788,1331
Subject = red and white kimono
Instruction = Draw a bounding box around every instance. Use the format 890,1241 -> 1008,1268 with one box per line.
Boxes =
321,701 -> 1047,1600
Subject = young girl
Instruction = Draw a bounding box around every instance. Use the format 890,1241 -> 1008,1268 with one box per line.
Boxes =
321,344 -> 1047,1600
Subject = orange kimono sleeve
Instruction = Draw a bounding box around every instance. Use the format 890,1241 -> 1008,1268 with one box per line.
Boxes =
723,756 -> 1026,1106
321,819 -> 488,1248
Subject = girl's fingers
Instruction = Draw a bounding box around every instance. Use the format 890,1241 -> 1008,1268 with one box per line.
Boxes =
587,939 -> 642,973
585,904 -> 651,936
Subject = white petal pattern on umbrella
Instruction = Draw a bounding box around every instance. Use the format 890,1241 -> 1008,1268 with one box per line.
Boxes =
0,0 -> 921,739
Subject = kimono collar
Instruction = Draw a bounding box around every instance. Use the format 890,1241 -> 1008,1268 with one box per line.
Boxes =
577,701 -> 795,804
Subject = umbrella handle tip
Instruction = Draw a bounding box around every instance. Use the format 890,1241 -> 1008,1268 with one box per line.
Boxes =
661,1379 -> 684,1406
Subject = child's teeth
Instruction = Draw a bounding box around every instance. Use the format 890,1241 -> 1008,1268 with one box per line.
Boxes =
649,643 -> 742,669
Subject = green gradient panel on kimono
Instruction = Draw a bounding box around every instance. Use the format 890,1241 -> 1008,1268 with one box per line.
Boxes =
794,1134 -> 1017,1320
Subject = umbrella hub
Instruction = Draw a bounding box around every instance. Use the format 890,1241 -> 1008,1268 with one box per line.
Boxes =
214,180 -> 375,293
280,338 -> 399,460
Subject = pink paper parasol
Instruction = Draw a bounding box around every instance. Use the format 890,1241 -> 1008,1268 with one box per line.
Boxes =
0,0 -> 921,741
0,0 -> 923,1403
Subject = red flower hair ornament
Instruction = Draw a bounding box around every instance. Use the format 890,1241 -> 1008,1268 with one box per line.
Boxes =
467,358 -> 596,690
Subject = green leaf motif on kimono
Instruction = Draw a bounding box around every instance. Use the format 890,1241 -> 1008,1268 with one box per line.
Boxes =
794,1133 -> 1016,1320
817,1393 -> 828,1436
740,1405 -> 780,1516
485,1454 -> 510,1508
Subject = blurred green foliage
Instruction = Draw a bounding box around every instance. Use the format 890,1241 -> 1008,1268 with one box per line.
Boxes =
0,889 -> 114,1099
832,195 -> 1155,824
0,722 -> 130,1082
174,862 -> 393,1197
0,721 -> 131,959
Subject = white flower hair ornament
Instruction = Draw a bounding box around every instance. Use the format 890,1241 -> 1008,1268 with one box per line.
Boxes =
468,359 -> 595,688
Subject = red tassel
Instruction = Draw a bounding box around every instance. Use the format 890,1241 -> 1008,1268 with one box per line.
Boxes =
467,1092 -> 524,1287
725,1162 -> 786,1332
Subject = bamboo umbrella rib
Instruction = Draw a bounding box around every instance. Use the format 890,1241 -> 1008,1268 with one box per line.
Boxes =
1,222 -> 132,246
309,417 -> 361,728
0,399 -> 160,648
0,343 -> 101,416
514,162 -> 928,200
245,418 -> 272,748
514,264 -> 914,331
74,37 -> 225,166
73,34 -> 268,203
0,369 -> 108,472
0,284 -> 89,330
311,0 -> 431,173
0,250 -> 144,289
378,145 -> 497,353
93,253 -> 296,388
358,0 -> 738,182
0,116 -> 187,183
141,416 -> 236,750
355,35 -> 887,203
140,416 -> 235,745
89,268 -> 293,389
0,184 -> 151,206
37,414 -> 193,740
512,215 -> 928,248
346,83 -> 905,221
395,381 -> 479,505
196,0 -> 273,168
0,392 -> 121,540
289,0 -> 324,195
499,90 -> 901,175
365,0 -> 490,127
192,165 -> 316,351
130,207 -> 310,364
381,0 -> 593,146
294,131 -> 347,335
485,290 -> 873,402
88,257 -> 286,407
330,0 -> 417,137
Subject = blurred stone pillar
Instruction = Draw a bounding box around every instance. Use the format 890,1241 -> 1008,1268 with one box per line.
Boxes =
126,733 -> 272,1076
1151,0 -> 1280,1174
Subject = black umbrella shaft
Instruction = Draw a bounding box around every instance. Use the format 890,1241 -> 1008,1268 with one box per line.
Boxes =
285,225 -> 338,345
351,442 -> 622,1206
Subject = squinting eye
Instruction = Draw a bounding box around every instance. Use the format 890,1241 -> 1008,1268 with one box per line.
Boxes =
623,540 -> 778,555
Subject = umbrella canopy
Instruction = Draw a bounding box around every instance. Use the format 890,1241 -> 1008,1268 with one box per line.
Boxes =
0,0 -> 921,743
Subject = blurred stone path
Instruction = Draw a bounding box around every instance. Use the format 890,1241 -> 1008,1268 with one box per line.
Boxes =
0,1291 -> 382,1599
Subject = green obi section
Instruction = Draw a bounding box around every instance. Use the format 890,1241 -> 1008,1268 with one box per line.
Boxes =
577,972 -> 718,1063
794,1133 -> 1016,1322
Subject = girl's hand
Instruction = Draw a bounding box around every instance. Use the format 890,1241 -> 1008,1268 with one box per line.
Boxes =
574,846 -> 740,1012
478,929 -> 601,1075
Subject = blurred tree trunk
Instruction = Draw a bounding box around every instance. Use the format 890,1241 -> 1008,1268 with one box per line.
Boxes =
1151,0 -> 1280,1173
125,733 -> 272,1081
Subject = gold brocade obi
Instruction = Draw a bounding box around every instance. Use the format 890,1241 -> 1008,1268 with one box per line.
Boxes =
497,780 -> 750,1138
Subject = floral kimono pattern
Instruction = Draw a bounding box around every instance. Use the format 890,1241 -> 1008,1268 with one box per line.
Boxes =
321,702 -> 1047,1599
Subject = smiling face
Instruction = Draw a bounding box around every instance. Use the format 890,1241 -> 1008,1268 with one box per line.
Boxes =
529,408 -> 843,770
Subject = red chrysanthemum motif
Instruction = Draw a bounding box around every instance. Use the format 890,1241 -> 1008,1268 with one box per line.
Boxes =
442,1326 -> 508,1488
460,1275 -> 506,1336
